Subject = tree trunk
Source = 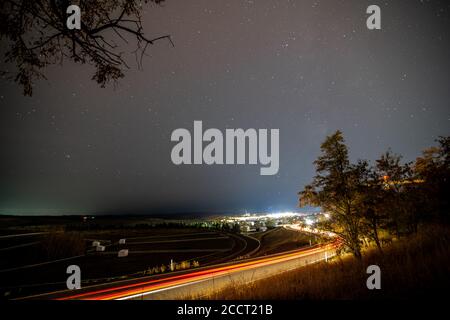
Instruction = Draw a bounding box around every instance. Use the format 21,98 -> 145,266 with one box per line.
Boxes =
352,241 -> 362,260
353,247 -> 362,260
372,220 -> 383,254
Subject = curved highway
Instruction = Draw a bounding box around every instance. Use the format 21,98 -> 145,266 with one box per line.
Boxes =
25,238 -> 341,300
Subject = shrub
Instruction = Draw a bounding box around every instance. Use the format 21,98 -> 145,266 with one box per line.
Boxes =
40,232 -> 86,260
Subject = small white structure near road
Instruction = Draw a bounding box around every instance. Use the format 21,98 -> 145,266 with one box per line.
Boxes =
96,245 -> 105,252
119,238 -> 126,245
92,240 -> 100,247
118,249 -> 129,257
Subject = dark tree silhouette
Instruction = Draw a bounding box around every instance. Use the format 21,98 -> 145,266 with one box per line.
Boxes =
0,0 -> 173,96
299,131 -> 367,258
300,130 -> 450,258
415,136 -> 450,223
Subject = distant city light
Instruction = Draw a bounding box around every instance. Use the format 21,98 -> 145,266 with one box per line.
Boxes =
233,211 -> 302,221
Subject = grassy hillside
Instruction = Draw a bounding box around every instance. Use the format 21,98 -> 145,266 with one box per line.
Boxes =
252,227 -> 320,256
204,225 -> 450,299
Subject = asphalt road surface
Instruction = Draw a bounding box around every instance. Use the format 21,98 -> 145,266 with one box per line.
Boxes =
25,239 -> 341,300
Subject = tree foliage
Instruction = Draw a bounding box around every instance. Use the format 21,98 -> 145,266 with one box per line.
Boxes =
299,131 -> 367,258
414,136 -> 450,223
300,131 -> 450,258
0,0 -> 173,96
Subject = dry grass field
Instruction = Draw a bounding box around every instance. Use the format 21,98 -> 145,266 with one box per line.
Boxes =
202,225 -> 450,300
0,216 -> 257,299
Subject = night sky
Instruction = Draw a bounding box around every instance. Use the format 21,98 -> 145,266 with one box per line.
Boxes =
0,0 -> 449,215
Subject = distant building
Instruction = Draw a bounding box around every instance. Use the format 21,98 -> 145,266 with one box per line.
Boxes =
92,240 -> 100,247
118,249 -> 128,257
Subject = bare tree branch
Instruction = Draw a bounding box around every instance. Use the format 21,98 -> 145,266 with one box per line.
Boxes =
0,0 -> 172,96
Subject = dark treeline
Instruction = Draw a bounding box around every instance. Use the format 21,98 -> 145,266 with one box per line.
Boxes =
65,220 -> 242,233
65,221 -> 191,231
299,131 -> 449,258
